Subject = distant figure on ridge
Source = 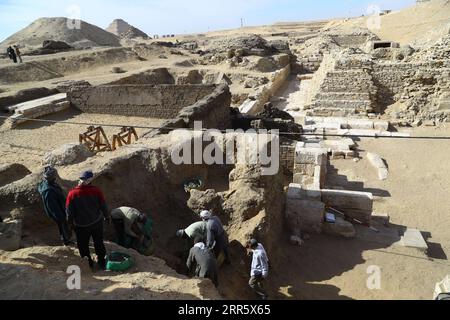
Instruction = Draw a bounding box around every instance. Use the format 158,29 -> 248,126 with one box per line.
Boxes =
6,46 -> 17,63
14,45 -> 23,63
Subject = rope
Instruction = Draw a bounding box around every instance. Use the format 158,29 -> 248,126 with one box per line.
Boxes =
1,114 -> 450,140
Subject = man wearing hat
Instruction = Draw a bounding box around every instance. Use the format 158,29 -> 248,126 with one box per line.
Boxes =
66,170 -> 110,269
200,210 -> 230,265
37,166 -> 72,246
248,239 -> 269,300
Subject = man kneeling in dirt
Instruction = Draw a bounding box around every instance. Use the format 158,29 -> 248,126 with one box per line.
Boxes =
111,207 -> 154,256
248,239 -> 269,300
176,221 -> 207,244
66,170 -> 110,270
186,239 -> 218,287
201,210 -> 231,265
38,166 -> 73,246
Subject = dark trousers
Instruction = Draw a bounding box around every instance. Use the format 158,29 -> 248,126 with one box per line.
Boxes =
74,221 -> 106,264
52,217 -> 71,244
249,275 -> 268,299
214,233 -> 230,264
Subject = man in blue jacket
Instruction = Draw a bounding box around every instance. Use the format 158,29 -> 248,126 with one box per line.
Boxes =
37,166 -> 72,246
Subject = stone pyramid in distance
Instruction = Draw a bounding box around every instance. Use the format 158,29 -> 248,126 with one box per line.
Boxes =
106,19 -> 150,39
0,17 -> 121,50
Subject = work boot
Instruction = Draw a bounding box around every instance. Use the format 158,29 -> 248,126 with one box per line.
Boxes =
97,256 -> 107,271
83,256 -> 94,270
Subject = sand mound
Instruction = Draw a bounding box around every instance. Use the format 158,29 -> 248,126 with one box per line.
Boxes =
106,19 -> 150,39
0,17 -> 121,51
324,0 -> 450,46
0,243 -> 221,300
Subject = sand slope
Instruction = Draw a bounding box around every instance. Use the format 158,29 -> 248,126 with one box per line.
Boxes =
324,0 -> 450,46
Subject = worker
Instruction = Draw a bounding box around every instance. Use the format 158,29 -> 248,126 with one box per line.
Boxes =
200,210 -> 230,265
186,240 -> 218,287
6,46 -> 17,63
176,221 -> 207,244
66,170 -> 110,270
37,166 -> 72,246
111,207 -> 154,256
248,239 -> 269,300
14,45 -> 22,63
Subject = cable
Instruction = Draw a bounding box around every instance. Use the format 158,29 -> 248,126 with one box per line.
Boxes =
1,114 -> 450,140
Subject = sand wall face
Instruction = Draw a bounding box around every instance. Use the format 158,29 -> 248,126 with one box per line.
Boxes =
68,84 -> 216,119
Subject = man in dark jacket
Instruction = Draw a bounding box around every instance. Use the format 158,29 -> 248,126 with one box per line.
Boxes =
201,210 -> 230,265
66,170 -> 110,270
6,46 -> 17,63
37,166 -> 72,246
186,240 -> 218,287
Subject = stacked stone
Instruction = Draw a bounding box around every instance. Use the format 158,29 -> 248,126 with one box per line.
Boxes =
305,51 -> 378,116
285,144 -> 329,235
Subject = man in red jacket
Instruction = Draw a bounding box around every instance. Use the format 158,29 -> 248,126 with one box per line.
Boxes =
66,170 -> 110,270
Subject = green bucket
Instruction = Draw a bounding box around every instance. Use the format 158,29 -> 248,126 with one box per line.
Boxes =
106,252 -> 134,272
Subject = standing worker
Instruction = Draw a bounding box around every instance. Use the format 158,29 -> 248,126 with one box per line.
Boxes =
248,239 -> 269,300
176,220 -> 207,244
201,210 -> 230,265
37,166 -> 72,246
66,170 -> 110,270
186,240 -> 219,287
6,46 -> 17,63
14,45 -> 22,63
111,206 -> 154,255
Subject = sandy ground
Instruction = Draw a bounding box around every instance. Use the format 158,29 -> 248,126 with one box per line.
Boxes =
266,125 -> 450,300
0,108 -> 164,172
326,0 -> 450,46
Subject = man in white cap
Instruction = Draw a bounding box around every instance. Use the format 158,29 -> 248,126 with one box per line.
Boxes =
200,210 -> 230,265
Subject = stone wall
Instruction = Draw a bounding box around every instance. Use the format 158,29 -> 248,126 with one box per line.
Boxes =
142,84 -> 232,137
68,84 -> 215,119
304,50 -> 450,121
238,64 -> 291,115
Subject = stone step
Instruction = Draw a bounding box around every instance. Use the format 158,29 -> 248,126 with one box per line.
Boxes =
8,93 -> 67,113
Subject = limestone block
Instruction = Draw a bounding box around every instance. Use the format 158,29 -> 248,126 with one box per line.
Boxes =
399,229 -> 428,253
286,198 -> 324,234
321,189 -> 373,224
373,120 -> 389,131
367,153 -> 389,180
294,163 -> 316,176
322,216 -> 356,238
0,219 -> 22,251
295,147 -> 328,165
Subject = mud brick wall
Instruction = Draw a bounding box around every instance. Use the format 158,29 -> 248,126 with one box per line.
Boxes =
141,84 -> 232,138
68,84 -> 215,119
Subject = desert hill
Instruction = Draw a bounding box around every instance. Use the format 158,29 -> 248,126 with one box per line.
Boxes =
0,17 -> 121,50
106,19 -> 150,39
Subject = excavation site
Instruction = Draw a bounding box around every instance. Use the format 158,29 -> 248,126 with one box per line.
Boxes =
0,0 -> 449,302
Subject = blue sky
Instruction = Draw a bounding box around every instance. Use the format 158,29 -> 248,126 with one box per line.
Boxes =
0,0 -> 415,42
